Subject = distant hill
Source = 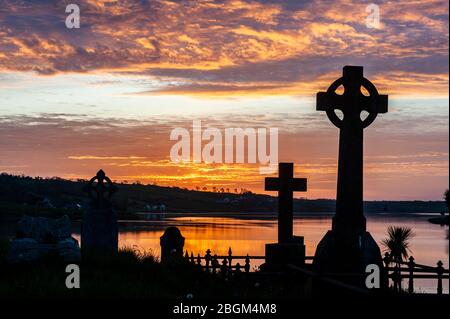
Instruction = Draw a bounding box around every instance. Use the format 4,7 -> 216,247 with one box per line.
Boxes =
0,173 -> 446,218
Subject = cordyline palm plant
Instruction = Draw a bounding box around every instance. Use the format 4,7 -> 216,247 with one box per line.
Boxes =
381,226 -> 415,268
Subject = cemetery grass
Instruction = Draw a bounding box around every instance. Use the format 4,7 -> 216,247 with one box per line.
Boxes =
0,244 -> 306,299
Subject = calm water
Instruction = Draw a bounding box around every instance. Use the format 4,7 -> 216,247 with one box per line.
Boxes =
71,212 -> 448,293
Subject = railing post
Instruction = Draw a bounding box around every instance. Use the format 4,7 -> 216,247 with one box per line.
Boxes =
212,254 -> 219,274
383,252 -> 391,268
407,256 -> 415,294
197,253 -> 201,266
190,252 -> 195,264
244,254 -> 250,273
221,258 -> 228,276
383,252 -> 394,291
184,250 -> 189,260
393,265 -> 401,293
205,249 -> 211,271
437,260 -> 443,295
228,247 -> 233,271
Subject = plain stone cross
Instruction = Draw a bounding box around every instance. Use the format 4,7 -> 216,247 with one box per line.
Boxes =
316,66 -> 388,235
265,163 -> 307,244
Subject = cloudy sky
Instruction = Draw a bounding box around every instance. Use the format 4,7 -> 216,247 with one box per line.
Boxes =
0,0 -> 448,200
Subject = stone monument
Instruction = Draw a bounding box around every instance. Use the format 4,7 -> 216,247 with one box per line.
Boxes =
160,226 -> 185,263
314,66 -> 388,275
264,162 -> 307,268
7,215 -> 80,263
81,169 -> 118,255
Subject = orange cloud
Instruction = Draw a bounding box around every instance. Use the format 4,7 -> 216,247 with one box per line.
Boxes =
0,0 -> 447,95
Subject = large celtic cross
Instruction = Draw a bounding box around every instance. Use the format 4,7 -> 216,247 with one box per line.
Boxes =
316,66 -> 388,236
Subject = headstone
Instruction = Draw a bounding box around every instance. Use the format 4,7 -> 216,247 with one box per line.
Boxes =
160,226 -> 185,263
7,238 -> 40,263
7,215 -> 80,263
264,163 -> 307,269
313,66 -> 387,275
17,214 -> 71,242
81,169 -> 118,255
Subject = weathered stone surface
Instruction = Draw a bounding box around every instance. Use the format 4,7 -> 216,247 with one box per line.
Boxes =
17,215 -> 71,243
7,238 -> 40,263
57,237 -> 81,262
81,208 -> 118,254
8,215 -> 81,264
265,239 -> 305,269
314,231 -> 382,272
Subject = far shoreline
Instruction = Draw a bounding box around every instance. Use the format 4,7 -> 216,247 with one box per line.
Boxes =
123,210 -> 447,221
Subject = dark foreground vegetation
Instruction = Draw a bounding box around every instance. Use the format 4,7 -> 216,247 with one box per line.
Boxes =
0,242 -> 306,299
1,241 -> 448,305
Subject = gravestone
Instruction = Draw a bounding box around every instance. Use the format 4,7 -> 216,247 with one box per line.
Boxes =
81,169 -> 118,255
264,163 -> 307,268
7,215 -> 80,263
160,227 -> 185,263
313,66 -> 387,275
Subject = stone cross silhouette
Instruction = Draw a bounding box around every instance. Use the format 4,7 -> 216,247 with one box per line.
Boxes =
316,66 -> 388,236
83,169 -> 117,209
265,163 -> 307,243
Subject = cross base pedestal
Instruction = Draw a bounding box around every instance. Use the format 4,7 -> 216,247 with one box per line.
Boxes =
263,236 -> 305,270
313,230 -> 387,287
81,208 -> 118,257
